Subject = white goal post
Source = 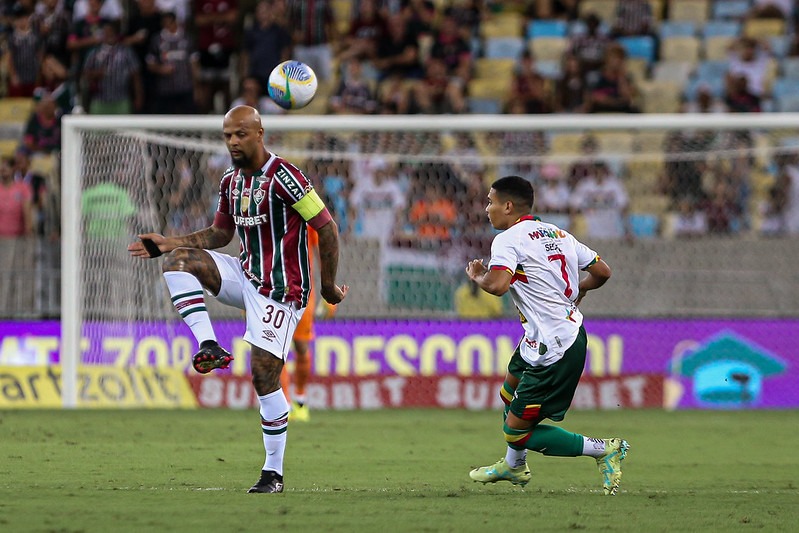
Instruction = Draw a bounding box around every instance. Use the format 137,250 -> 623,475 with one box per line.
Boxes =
61,113 -> 799,408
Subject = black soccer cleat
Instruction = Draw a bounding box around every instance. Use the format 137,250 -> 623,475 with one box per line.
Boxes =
248,470 -> 284,493
192,341 -> 234,374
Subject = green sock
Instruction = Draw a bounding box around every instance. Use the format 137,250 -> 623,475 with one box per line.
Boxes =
526,425 -> 584,457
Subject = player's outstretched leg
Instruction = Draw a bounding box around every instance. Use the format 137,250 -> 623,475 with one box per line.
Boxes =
248,470 -> 284,493
192,340 -> 234,374
469,458 -> 531,487
595,438 -> 630,496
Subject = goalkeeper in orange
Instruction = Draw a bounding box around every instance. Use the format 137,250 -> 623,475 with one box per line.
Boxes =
280,225 -> 335,421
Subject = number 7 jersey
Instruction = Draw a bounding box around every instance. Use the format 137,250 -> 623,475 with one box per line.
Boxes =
488,215 -> 600,367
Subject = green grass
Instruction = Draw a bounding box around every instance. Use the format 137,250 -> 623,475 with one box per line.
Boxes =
2,409 -> 797,532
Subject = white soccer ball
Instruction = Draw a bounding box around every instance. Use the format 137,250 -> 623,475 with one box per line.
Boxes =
267,60 -> 318,110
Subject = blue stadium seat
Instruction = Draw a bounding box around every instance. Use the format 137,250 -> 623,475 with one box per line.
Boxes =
683,76 -> 725,100
696,60 -> 730,82
535,60 -> 563,79
483,37 -> 525,59
468,98 -> 502,114
783,58 -> 799,79
617,36 -> 656,64
769,36 -> 792,59
712,0 -> 750,19
659,21 -> 696,39
772,78 -> 799,100
776,94 -> 799,112
629,214 -> 660,239
702,20 -> 740,37
527,19 -> 568,39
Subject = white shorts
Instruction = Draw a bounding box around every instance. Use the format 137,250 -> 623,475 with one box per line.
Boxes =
207,251 -> 305,360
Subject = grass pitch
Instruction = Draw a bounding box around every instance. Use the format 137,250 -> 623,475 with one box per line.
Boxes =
2,408 -> 797,532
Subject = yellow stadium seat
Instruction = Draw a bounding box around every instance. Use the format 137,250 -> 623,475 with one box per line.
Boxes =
638,80 -> 682,113
529,37 -> 568,61
703,36 -> 734,60
668,0 -> 708,23
480,13 -> 524,39
578,0 -> 618,23
331,0 -> 352,21
0,139 -> 19,158
744,18 -> 785,39
596,132 -> 635,153
634,132 -> 668,152
648,0 -> 664,20
0,98 -> 34,124
474,58 -> 516,80
627,157 -> 664,180
625,58 -> 649,83
550,133 -> 585,154
467,77 -> 511,100
630,193 -> 670,214
661,36 -> 701,62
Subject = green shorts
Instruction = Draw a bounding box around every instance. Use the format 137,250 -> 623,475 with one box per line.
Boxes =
507,325 -> 587,424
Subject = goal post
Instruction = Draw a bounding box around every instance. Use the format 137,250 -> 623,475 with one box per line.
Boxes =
61,113 -> 799,408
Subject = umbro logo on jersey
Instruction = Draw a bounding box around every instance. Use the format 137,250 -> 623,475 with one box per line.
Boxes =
261,330 -> 277,341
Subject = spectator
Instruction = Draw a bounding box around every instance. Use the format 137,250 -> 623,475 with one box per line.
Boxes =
329,59 -> 379,114
660,131 -> 707,208
23,88 -> 62,155
726,37 -> 771,98
784,157 -> 799,234
406,181 -> 458,248
193,0 -> 239,113
231,76 -> 286,115
124,0 -> 163,112
610,0 -> 654,39
448,0 -> 484,41
569,13 -> 610,79
725,74 -> 761,113
510,51 -> 553,114
555,53 -> 587,113
241,0 -> 292,92
529,0 -> 579,20
454,278 -> 504,318
6,9 -> 42,97
682,84 -> 727,113
704,180 -> 741,234
30,0 -> 71,89
536,163 -> 570,215
672,197 -> 708,238
570,161 -> 630,240
66,0 -> 107,72
749,0 -> 793,19
13,148 -> 46,237
411,57 -> 467,113
0,156 -> 33,238
429,8 -> 472,83
759,172 -> 789,236
567,134 -> 600,190
338,0 -> 386,62
585,43 -> 639,113
402,0 -> 436,38
376,75 -> 411,113
288,0 -> 337,82
71,0 -> 124,21
82,20 -> 143,114
146,11 -> 199,114
373,12 -> 422,80
350,159 -> 406,245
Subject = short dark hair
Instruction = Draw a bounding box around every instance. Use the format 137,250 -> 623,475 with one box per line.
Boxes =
491,175 -> 534,211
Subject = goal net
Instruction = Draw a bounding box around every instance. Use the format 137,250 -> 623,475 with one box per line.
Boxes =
61,114 -> 799,408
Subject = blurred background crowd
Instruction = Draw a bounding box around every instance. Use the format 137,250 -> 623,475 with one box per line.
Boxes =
2,0 -> 799,318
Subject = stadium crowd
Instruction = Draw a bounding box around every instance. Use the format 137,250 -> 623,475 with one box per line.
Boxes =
2,0 -> 799,317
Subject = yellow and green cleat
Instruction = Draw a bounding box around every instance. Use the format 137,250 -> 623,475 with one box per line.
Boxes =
289,402 -> 310,422
469,458 -> 531,487
596,438 -> 630,496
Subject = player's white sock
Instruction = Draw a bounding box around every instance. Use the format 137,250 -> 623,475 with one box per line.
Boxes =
582,436 -> 606,457
505,446 -> 527,468
258,389 -> 289,475
294,393 -> 306,407
163,271 -> 216,345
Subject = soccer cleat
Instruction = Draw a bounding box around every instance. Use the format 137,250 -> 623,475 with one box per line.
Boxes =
192,342 -> 234,374
469,458 -> 531,487
596,438 -> 630,496
289,401 -> 310,422
247,470 -> 284,493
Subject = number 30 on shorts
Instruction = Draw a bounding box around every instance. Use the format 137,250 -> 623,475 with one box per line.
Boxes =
261,304 -> 286,329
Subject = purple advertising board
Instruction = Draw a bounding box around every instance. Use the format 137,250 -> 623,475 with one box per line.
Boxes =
0,319 -> 795,409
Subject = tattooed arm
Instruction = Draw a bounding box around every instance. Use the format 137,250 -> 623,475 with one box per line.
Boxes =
316,219 -> 348,304
128,224 -> 235,259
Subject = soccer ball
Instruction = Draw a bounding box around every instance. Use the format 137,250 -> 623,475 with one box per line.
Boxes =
267,60 -> 318,110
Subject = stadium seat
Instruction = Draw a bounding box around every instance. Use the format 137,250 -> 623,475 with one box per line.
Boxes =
696,60 -> 729,83
484,36 -> 525,59
769,35 -> 791,59
683,76 -> 725,100
617,35 -> 656,64
638,81 -> 682,113
529,37 -> 568,62
658,20 -> 696,39
782,58 -> 799,80
704,36 -> 734,61
331,0 -> 352,22
712,0 -> 750,19
467,77 -> 511,100
549,133 -> 584,154
0,139 -> 18,158
0,98 -> 34,125
771,78 -> 799,102
668,0 -> 709,22
661,36 -> 701,62
474,58 -> 516,80
480,13 -> 524,39
596,132 -> 635,153
468,98 -> 502,114
626,58 -> 649,83
535,60 -> 562,79
702,20 -> 740,38
648,0 -> 665,20
578,0 -> 618,21
630,194 -> 670,215
527,19 -> 568,39
744,18 -> 785,39
628,213 -> 660,238
653,60 -> 695,83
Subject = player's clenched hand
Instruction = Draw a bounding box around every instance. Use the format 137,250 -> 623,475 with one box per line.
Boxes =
128,233 -> 166,259
321,283 -> 349,305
